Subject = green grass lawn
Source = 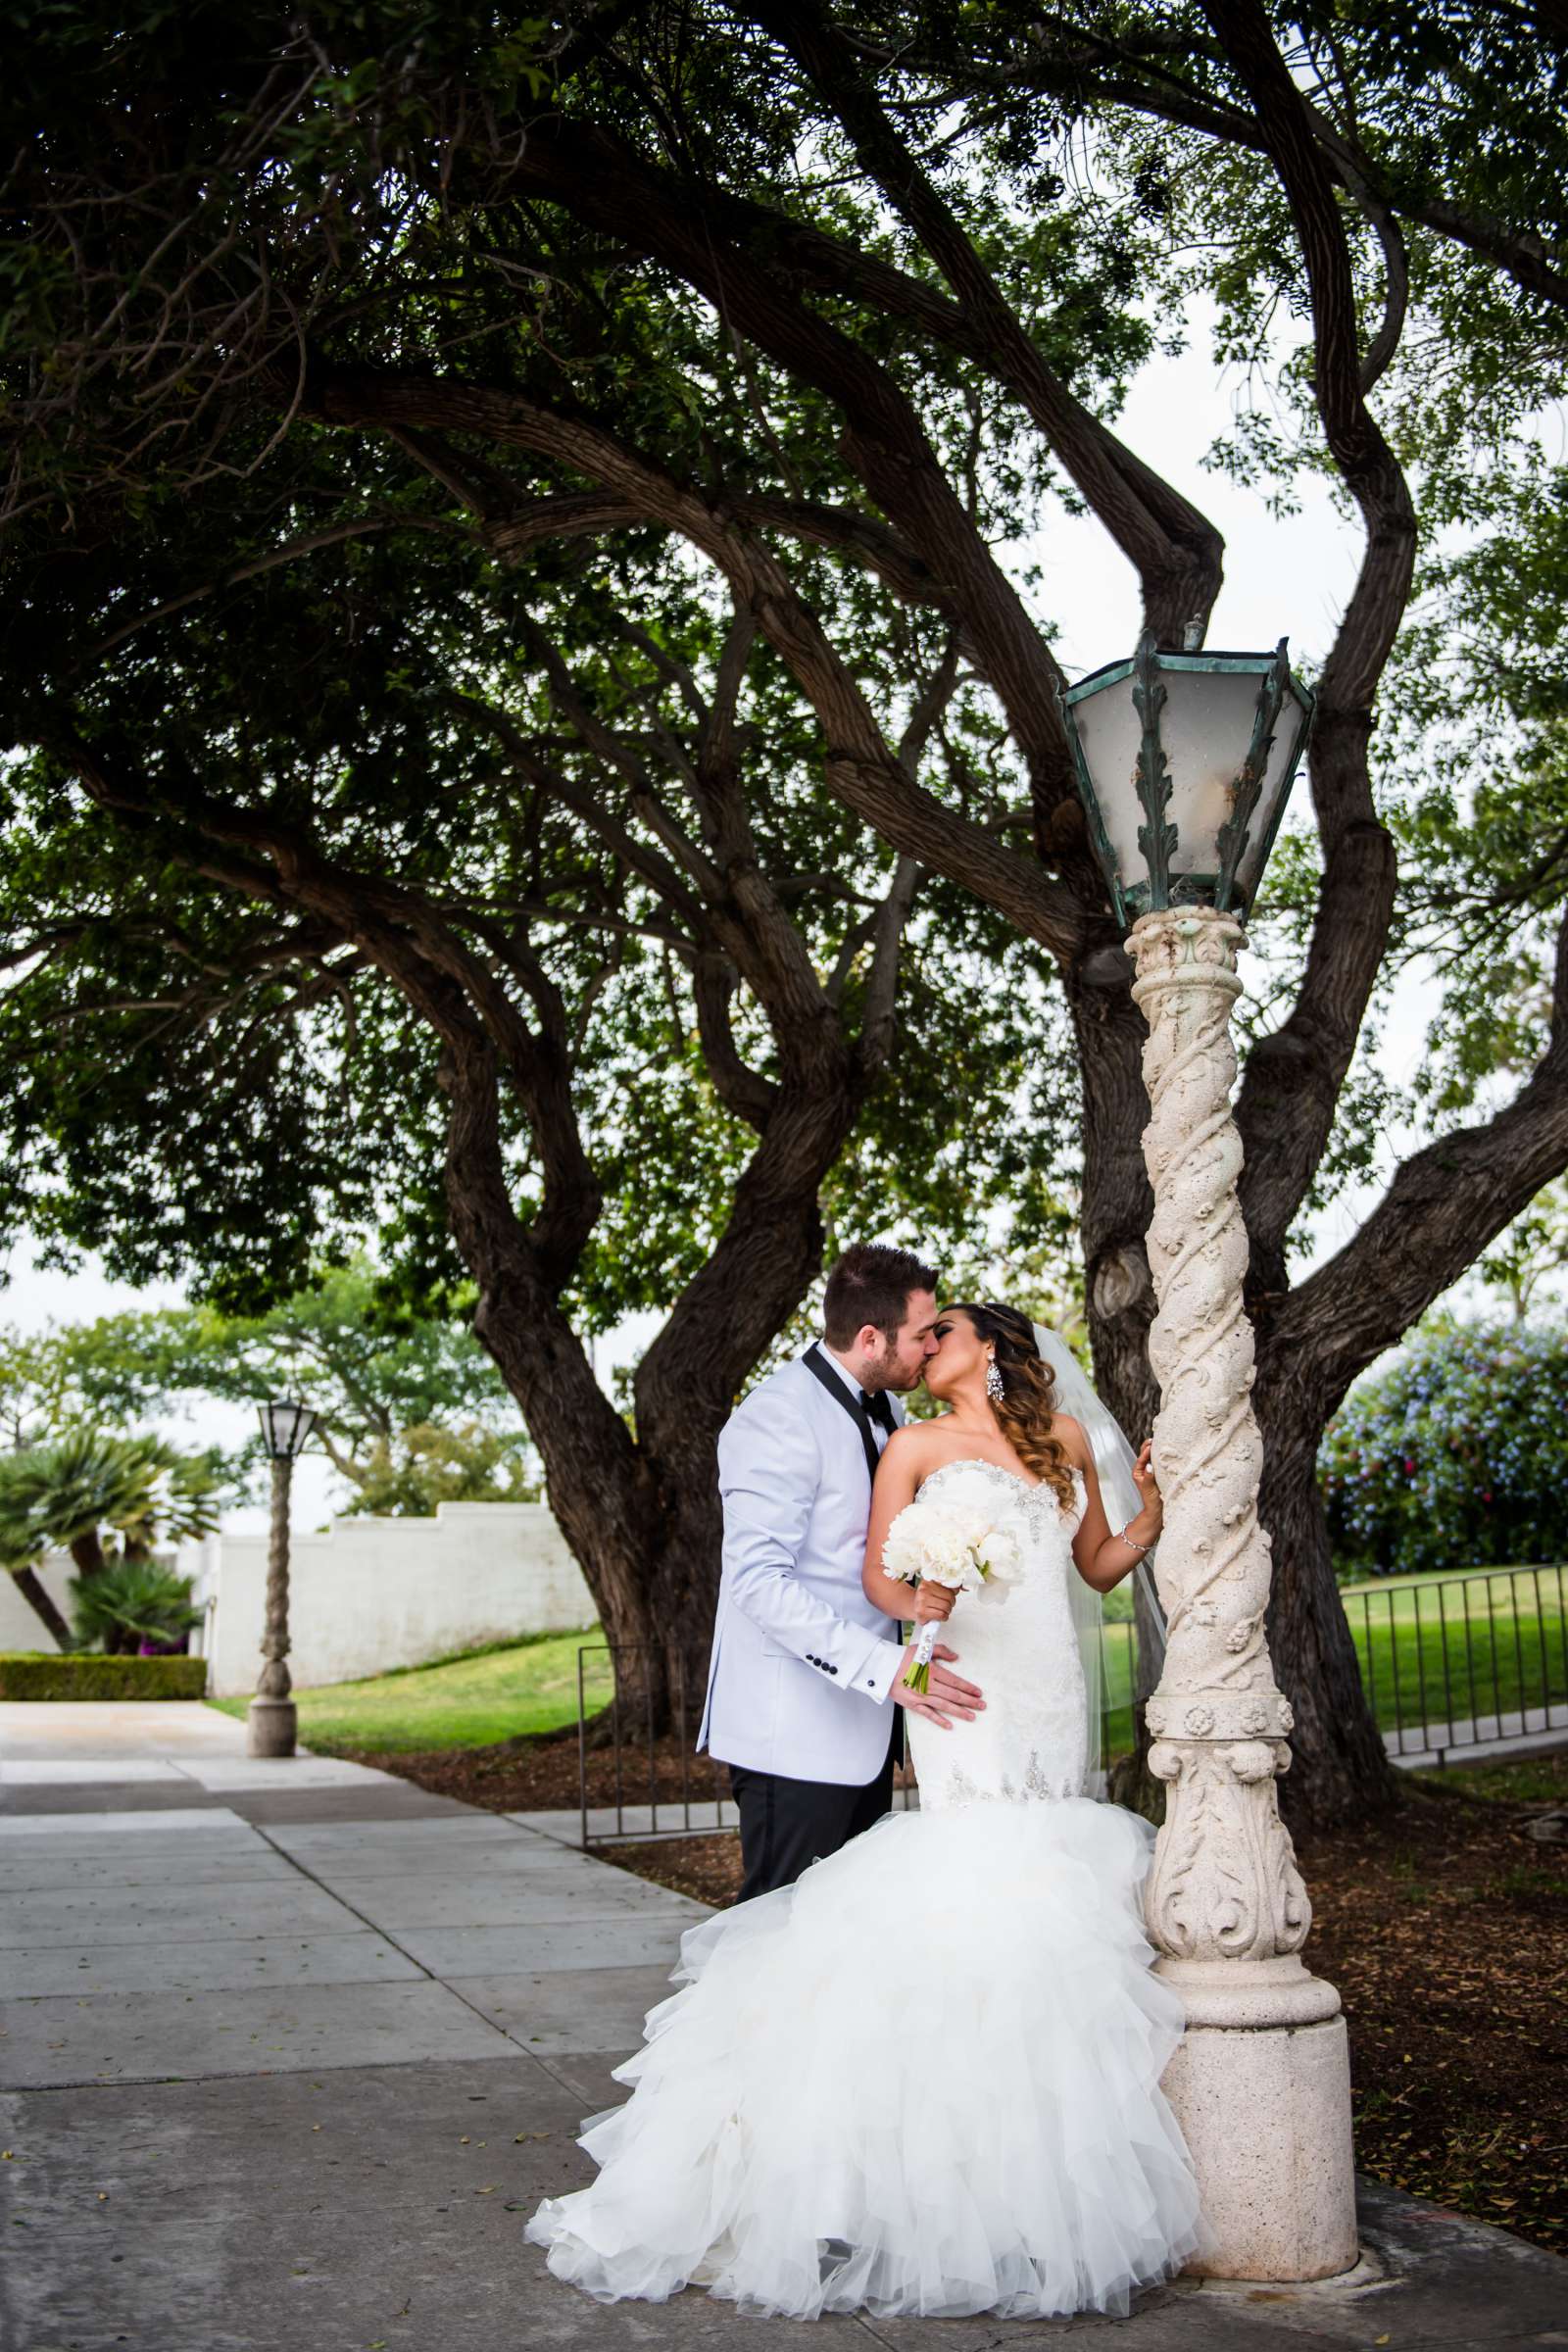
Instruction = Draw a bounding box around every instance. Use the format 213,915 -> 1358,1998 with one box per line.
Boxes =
211,1626 -> 612,1752
1341,1563 -> 1568,1735
1096,1562 -> 1568,1757
216,1563 -> 1567,1759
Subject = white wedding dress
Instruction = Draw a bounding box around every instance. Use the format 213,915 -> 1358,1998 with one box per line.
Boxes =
525,1460 -> 1207,2318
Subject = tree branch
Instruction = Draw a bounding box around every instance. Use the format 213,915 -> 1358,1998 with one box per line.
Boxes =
500,115 -> 1082,808
306,361 -> 1084,965
45,712 -> 602,1290
691,954 -> 779,1130
858,853 -> 920,1074
80,514 -> 461,665
1268,903 -> 1568,1414
1202,0 -> 1416,1286
517,617 -> 726,902
954,27 -> 1568,315
757,0 -> 1226,644
451,691 -> 714,940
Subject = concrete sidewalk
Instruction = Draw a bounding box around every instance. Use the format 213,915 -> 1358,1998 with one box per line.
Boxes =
2,1703 -> 1562,2352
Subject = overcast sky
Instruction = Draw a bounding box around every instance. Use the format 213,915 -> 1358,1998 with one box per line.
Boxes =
1,321 -> 1482,1526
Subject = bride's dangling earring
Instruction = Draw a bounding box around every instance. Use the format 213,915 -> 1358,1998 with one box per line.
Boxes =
985,1353 -> 1004,1404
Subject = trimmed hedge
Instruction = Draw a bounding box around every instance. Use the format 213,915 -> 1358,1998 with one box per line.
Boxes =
0,1652 -> 209,1700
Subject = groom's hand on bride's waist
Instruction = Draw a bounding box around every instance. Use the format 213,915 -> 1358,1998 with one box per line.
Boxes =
892,1642 -> 984,1729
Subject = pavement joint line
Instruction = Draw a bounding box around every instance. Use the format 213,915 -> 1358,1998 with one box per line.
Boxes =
0,1752 -> 701,2104
243,1815 -> 501,2009
514,2038 -> 617,2105
845,2313 -> 901,2350
242,1800 -> 698,2063
0,2045 -> 546,2095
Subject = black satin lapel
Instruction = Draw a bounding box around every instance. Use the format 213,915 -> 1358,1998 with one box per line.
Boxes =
802,1345 -> 881,1485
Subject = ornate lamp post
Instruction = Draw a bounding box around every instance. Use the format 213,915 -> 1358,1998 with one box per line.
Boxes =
247,1397 -> 317,1760
1061,632 -> 1357,2280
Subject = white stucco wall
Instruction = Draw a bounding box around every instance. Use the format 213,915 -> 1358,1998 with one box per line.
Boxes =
180,1501 -> 597,1696
0,1551 -> 76,1652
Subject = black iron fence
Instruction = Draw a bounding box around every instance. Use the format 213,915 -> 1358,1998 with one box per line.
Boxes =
1343,1560 -> 1568,1761
574,1640 -> 921,1848
577,1566 -> 1568,1839
574,1642 -> 733,1849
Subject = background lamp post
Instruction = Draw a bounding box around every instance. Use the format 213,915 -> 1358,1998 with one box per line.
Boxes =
247,1397 -> 317,1760
1060,632 -> 1357,2282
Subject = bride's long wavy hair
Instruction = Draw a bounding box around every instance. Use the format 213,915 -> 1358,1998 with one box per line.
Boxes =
951,1301 -> 1079,1514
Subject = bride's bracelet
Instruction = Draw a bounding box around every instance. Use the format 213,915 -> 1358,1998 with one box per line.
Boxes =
1117,1521 -> 1157,1552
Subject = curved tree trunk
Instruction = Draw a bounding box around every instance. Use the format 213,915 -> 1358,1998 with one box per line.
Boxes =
467,1277 -> 671,1706
633,1077 -> 852,1637
1067,935 -> 1166,1820
1254,1383 -> 1399,1831
1065,941 -> 1158,1442
452,1038 -> 871,1740
9,1565 -> 74,1651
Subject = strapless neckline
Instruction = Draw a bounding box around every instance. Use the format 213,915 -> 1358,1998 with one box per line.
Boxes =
919,1455 -> 1084,1505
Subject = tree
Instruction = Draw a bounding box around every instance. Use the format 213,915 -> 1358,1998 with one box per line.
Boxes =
0,1513 -> 74,1650
345,1421 -> 543,1516
1320,1315 -> 1568,1581
82,1267 -> 545,1501
4,2 -> 1566,1818
0,1428 -> 221,1644
70,1557 -> 203,1655
0,1263 -> 547,1501
1,425 -> 1060,1712
0,1431 -> 170,1580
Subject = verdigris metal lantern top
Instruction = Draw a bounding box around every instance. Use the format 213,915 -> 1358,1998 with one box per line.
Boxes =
258,1397 -> 317,1461
1059,630 -> 1314,927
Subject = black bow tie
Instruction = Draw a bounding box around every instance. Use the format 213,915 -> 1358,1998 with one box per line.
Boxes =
859,1388 -> 897,1435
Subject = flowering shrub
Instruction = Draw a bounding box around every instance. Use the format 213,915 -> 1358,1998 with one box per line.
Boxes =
1319,1317 -> 1568,1580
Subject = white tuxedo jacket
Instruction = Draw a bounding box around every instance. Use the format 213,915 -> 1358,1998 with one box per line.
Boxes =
698,1347 -> 907,1785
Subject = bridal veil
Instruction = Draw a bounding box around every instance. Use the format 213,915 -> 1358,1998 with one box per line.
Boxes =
1030,1324 -> 1165,1799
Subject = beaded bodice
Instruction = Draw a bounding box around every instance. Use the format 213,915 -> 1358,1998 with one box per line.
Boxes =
906,1458 -> 1090,1810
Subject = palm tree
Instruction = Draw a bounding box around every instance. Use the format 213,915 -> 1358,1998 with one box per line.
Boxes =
70,1558 -> 203,1656
0,1431 -> 224,1648
118,1446 -> 223,1563
0,1430 -> 166,1577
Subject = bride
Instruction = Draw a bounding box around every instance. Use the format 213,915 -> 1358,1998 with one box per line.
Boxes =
526,1301 -> 1208,2318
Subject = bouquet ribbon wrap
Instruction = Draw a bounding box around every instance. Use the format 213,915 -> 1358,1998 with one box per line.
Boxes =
905,1616 -> 942,1694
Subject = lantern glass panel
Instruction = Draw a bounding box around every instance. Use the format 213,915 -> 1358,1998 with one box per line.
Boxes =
1064,672 -> 1145,892
259,1398 -> 316,1459
1065,652 -> 1313,913
1228,677 -> 1312,906
1157,666 -> 1276,884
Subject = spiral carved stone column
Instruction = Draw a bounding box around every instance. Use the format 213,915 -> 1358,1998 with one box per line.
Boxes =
1130,906 -> 1356,2280
246,1453 -> 298,1758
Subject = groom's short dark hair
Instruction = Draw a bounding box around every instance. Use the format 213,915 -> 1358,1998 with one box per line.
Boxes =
823,1244 -> 940,1348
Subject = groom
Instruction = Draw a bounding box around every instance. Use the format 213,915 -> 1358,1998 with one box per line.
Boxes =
697,1243 -> 985,1901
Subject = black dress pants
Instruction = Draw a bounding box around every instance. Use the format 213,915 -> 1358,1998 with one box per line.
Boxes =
729,1733 -> 897,1902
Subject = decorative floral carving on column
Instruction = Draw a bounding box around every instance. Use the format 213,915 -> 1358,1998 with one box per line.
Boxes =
1130,908 -> 1309,1967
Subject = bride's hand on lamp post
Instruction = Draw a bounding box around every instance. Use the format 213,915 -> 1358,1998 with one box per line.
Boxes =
1127,1442 -> 1163,1545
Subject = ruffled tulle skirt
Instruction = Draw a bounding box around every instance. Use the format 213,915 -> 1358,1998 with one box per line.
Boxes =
525,1799 -> 1208,2319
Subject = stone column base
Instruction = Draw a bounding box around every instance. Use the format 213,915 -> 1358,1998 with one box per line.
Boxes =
1158,1958 -> 1358,2280
246,1695 -> 298,1758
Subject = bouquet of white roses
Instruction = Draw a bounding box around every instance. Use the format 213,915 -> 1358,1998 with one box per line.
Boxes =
880,1472 -> 1024,1691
